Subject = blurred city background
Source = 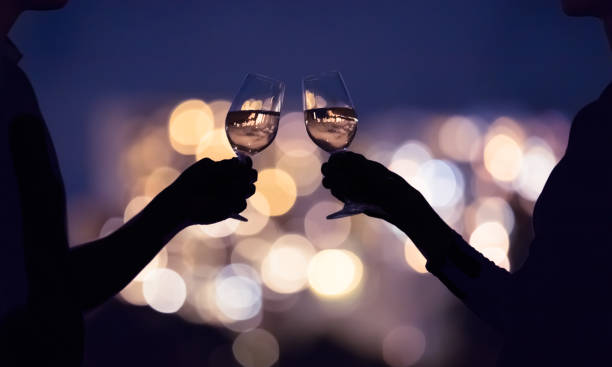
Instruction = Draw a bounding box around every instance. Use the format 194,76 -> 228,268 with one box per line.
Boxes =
8,0 -> 612,366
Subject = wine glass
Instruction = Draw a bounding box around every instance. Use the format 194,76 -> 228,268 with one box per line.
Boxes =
225,73 -> 285,221
302,71 -> 373,219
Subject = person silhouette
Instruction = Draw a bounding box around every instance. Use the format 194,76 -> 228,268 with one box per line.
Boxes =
322,2 -> 612,366
0,2 -> 256,366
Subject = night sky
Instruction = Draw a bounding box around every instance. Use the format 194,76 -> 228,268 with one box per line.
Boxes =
9,0 -> 611,197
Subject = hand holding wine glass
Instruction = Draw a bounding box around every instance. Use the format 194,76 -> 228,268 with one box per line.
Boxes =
225,73 -> 285,221
302,71 -> 375,219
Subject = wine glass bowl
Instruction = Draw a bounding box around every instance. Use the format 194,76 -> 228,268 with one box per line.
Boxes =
302,72 -> 358,153
225,73 -> 284,221
302,71 -> 369,220
226,74 -> 284,159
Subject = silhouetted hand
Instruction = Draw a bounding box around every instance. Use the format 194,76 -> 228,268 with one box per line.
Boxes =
161,157 -> 257,226
322,151 -> 449,245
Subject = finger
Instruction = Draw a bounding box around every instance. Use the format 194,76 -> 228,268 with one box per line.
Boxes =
247,168 -> 257,184
330,188 -> 347,202
240,155 -> 253,168
245,184 -> 256,198
233,199 -> 247,213
321,162 -> 329,176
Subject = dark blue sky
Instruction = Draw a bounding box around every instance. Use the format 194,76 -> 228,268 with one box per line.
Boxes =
9,0 -> 611,196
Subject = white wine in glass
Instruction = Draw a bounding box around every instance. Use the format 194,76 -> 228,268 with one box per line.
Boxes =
225,73 -> 285,221
303,71 -> 374,220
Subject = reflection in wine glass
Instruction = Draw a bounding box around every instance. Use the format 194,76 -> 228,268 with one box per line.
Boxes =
302,71 -> 373,220
225,73 -> 285,221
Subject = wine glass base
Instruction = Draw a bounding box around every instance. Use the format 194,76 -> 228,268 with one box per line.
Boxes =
230,213 -> 248,222
326,205 -> 365,219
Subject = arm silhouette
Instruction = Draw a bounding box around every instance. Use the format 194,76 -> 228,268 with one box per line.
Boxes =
10,114 -> 257,311
322,151 -> 512,332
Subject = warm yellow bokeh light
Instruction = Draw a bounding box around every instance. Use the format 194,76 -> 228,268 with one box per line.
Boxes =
231,238 -> 272,267
169,99 -> 215,155
124,127 -> 174,176
471,197 -> 515,234
404,238 -> 427,274
276,153 -> 322,196
469,221 -> 510,257
484,134 -> 523,182
232,329 -> 280,367
119,280 -> 147,306
209,99 -> 231,128
480,247 -> 511,271
261,234 -> 316,294
438,115 -> 481,162
123,196 -> 152,222
235,193 -> 270,236
516,138 -> 557,201
307,249 -> 364,299
304,201 -> 351,249
253,168 -> 297,216
195,128 -> 235,161
144,166 -> 179,197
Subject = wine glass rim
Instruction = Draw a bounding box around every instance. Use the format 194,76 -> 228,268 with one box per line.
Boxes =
302,70 -> 343,81
245,72 -> 285,87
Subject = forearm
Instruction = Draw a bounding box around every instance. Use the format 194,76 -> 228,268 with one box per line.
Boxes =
68,189 -> 186,311
386,197 -> 512,332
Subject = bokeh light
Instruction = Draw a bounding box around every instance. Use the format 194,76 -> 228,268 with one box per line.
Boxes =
200,219 -> 240,238
274,112 -> 318,157
418,160 -> 464,208
276,153 -> 322,196
232,329 -> 280,367
123,196 -> 152,222
235,193 -> 271,236
484,134 -> 523,182
195,128 -> 235,161
382,325 -> 427,367
261,234 -> 316,294
438,115 -> 482,162
144,166 -> 179,197
404,238 -> 427,274
215,264 -> 263,321
468,197 -> 515,234
304,201 -> 352,249
99,217 -> 123,238
469,221 -> 510,267
253,168 -> 297,216
143,268 -> 187,313
135,248 -> 168,281
105,91 -> 569,366
307,249 -> 364,299
516,138 -> 557,201
169,99 -> 215,155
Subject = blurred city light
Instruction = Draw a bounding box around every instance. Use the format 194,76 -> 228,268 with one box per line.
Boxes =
232,328 -> 280,367
215,264 -> 263,321
304,201 -> 351,249
99,96 -> 568,365
382,325 -> 427,367
261,234 -> 315,294
142,268 -> 187,313
169,99 -> 215,155
307,249 -> 364,299
254,168 -> 297,216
